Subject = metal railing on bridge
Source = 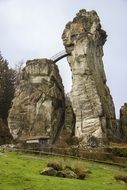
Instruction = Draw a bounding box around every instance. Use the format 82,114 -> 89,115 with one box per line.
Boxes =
50,50 -> 71,63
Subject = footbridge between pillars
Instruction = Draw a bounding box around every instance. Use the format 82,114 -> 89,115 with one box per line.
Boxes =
50,50 -> 71,63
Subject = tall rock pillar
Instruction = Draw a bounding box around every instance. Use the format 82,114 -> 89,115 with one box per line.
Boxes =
62,9 -> 116,144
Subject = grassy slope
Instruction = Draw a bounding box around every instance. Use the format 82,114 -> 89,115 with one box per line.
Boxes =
0,152 -> 127,190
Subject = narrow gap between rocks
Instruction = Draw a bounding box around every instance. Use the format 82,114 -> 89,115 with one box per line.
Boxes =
56,58 -> 72,95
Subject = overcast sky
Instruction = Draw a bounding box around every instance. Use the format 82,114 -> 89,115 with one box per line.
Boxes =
0,0 -> 127,118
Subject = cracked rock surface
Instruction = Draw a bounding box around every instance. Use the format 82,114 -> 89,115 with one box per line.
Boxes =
8,59 -> 65,143
62,9 -> 116,144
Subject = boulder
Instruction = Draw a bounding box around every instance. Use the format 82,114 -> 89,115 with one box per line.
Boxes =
40,167 -> 57,176
57,171 -> 66,178
62,169 -> 77,179
57,169 -> 77,179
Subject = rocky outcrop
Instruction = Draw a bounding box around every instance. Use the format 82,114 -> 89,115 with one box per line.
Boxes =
119,103 -> 127,142
62,9 -> 116,144
40,167 -> 58,176
8,59 -> 65,143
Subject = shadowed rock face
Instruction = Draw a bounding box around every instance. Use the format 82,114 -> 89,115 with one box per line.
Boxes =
0,119 -> 12,145
119,103 -> 127,142
8,59 -> 65,143
64,95 -> 75,136
62,9 -> 116,144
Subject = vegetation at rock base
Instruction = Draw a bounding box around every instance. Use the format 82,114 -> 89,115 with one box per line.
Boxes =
0,151 -> 127,190
0,52 -> 16,122
0,119 -> 12,145
47,161 -> 63,171
0,52 -> 16,145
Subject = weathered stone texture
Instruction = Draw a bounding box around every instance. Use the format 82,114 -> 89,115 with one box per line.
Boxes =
119,103 -> 127,142
62,9 -> 116,144
64,95 -> 75,136
8,59 -> 65,143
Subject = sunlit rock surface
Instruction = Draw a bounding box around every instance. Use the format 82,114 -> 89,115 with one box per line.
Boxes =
62,9 -> 116,144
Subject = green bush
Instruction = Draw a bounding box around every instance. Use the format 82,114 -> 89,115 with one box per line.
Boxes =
105,147 -> 127,158
64,160 -> 90,180
74,167 -> 86,180
47,161 -> 63,171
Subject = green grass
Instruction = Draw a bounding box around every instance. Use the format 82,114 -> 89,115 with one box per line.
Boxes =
0,151 -> 127,190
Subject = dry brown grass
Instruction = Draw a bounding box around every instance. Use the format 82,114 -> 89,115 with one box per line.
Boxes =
47,161 -> 63,171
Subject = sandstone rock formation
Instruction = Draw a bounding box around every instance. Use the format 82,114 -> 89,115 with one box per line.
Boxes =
8,9 -> 121,147
8,59 -> 65,143
119,103 -> 127,142
56,95 -> 76,147
62,9 -> 116,144
64,95 -> 75,136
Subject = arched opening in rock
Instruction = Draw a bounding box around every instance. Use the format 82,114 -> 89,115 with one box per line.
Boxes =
56,58 -> 72,94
